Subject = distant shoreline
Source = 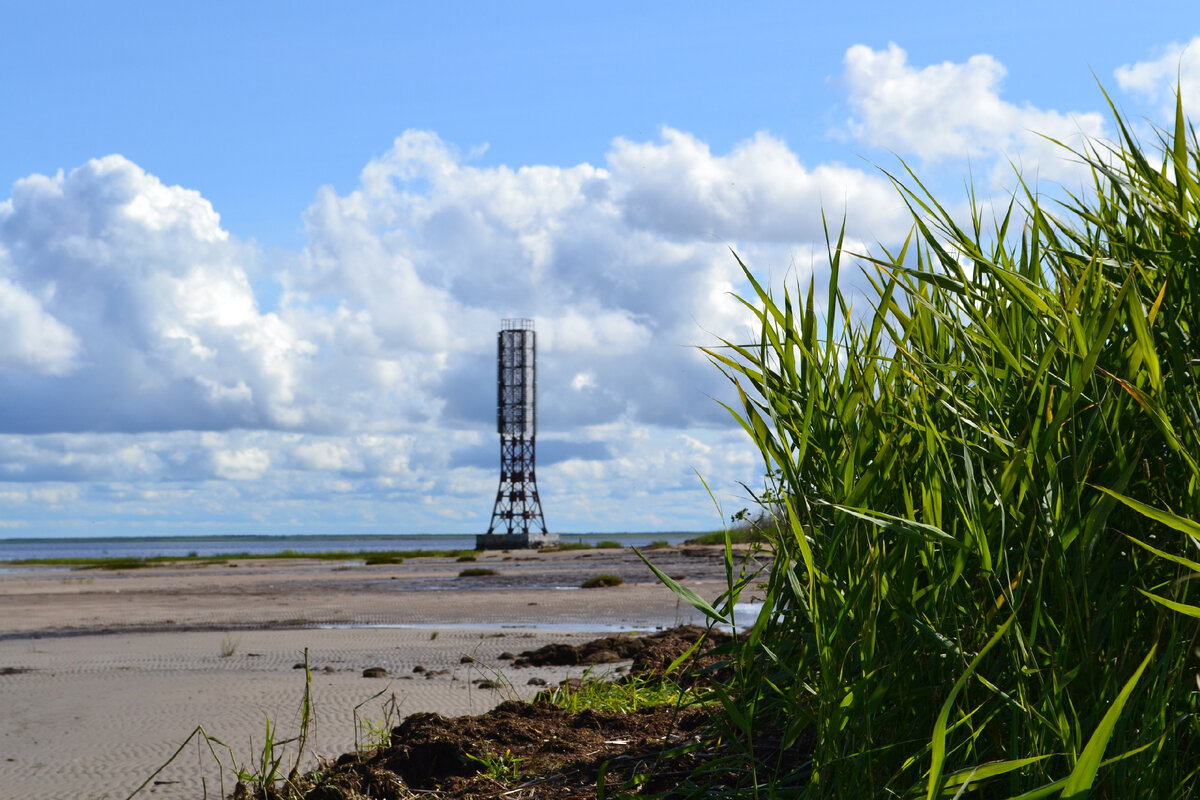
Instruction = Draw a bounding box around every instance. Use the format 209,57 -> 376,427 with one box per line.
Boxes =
0,530 -> 705,564
0,530 -> 705,544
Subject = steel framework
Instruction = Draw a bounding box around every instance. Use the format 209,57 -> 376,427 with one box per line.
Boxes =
479,319 -> 552,548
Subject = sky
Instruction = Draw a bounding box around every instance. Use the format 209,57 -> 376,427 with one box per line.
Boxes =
2,2 -> 1199,538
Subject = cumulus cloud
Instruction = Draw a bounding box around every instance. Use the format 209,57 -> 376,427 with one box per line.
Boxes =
841,43 -> 1106,185
0,271 -> 81,375
0,156 -> 315,433
1115,37 -> 1200,118
2,42 -> 1132,534
290,126 -> 910,441
609,128 -> 908,243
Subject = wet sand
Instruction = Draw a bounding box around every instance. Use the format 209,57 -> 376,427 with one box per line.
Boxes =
0,545 -> 743,800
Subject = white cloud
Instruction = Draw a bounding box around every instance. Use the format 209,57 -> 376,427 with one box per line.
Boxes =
1115,37 -> 1200,118
609,127 -> 908,243
1,43 -> 1129,534
293,439 -> 360,471
30,486 -> 80,505
296,126 -> 912,440
841,43 -> 1106,185
0,156 -> 315,433
0,271 -> 81,375
212,447 -> 270,481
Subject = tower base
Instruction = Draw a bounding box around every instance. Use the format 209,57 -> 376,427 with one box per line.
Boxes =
475,531 -> 559,551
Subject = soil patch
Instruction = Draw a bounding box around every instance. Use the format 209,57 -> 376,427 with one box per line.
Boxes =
271,700 -> 711,800
232,626 -> 746,799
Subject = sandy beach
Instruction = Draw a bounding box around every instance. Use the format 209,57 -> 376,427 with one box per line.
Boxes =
0,545 -> 744,800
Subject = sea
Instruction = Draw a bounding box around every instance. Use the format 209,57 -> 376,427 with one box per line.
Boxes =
0,531 -> 699,564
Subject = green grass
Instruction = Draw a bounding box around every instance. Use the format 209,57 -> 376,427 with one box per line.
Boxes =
540,671 -> 695,714
362,553 -> 403,565
9,548 -> 477,569
463,745 -> 525,785
458,567 -> 498,577
593,539 -> 624,549
79,556 -> 154,570
684,526 -> 770,546
218,632 -> 238,658
649,89 -> 1200,798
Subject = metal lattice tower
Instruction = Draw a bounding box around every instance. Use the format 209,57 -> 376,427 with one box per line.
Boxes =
477,319 -> 555,549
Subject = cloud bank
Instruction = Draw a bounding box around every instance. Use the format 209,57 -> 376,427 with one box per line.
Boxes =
0,43 -> 1163,535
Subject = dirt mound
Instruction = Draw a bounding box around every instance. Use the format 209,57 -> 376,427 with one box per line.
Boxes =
512,624 -> 731,676
232,626 -> 735,799
237,698 -> 712,799
333,700 -> 708,798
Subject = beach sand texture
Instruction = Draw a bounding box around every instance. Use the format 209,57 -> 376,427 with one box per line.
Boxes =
0,546 -> 735,800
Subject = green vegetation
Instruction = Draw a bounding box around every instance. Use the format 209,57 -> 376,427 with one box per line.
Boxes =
540,671 -> 694,714
362,553 -> 403,565
580,574 -> 624,588
353,689 -> 401,752
463,745 -> 525,785
10,548 -> 476,570
219,632 -> 238,658
652,93 -> 1200,797
73,556 -> 157,570
593,539 -> 624,549
684,523 -> 771,546
458,567 -> 498,577
455,554 -> 477,562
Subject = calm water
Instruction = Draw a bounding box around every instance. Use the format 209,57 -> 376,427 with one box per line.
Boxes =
0,532 -> 698,563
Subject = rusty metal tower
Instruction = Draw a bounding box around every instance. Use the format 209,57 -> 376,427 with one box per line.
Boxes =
477,319 -> 556,550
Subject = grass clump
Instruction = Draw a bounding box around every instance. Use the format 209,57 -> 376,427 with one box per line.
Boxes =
684,525 -> 770,546
455,554 -> 477,562
362,553 -> 403,565
541,671 -> 694,714
650,92 -> 1200,798
463,746 -> 525,785
219,632 -> 238,658
458,567 -> 498,577
68,556 -> 152,570
580,574 -> 623,588
592,539 -> 624,549
8,547 -> 479,570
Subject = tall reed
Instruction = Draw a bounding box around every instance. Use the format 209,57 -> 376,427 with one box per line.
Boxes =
675,91 -> 1200,798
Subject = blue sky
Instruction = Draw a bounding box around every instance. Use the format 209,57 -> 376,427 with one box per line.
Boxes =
1,2 -> 1198,537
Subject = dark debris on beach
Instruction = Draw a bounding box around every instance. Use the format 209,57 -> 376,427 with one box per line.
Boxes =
229,626 -> 775,800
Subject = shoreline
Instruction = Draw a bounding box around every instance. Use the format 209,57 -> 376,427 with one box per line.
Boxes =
0,546 -> 759,799
0,532 -> 704,565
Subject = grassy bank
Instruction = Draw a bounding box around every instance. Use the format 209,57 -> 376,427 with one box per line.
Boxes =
5,548 -> 478,570
660,92 -> 1200,798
